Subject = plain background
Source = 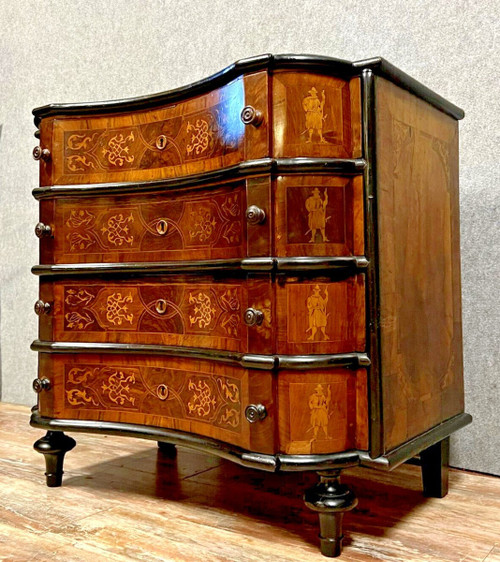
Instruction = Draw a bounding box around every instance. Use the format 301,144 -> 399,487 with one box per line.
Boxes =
0,0 -> 498,475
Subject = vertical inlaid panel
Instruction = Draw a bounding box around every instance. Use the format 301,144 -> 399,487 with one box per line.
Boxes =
275,175 -> 364,257
276,275 -> 365,355
273,73 -> 361,158
375,77 -> 464,452
278,369 -> 368,454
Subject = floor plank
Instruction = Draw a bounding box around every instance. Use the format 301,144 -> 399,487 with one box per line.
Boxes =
0,403 -> 498,561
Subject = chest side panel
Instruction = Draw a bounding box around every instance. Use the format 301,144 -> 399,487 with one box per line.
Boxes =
375,77 -> 464,452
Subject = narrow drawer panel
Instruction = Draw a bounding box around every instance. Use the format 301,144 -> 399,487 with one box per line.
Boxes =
39,277 -> 273,354
37,354 -> 275,454
275,275 -> 365,355
275,175 -> 364,257
278,368 -> 368,454
39,178 -> 271,264
273,73 -> 361,158
38,72 -> 269,186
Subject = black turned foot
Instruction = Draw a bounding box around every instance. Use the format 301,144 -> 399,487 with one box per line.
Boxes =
33,431 -> 76,487
304,470 -> 358,557
157,441 -> 177,458
421,436 -> 450,498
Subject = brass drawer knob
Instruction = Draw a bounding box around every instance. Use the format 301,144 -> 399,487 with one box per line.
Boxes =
33,146 -> 51,162
246,205 -> 266,225
33,378 -> 51,393
34,300 -> 51,316
245,404 -> 267,423
240,105 -> 264,127
35,222 -> 53,238
244,307 -> 263,326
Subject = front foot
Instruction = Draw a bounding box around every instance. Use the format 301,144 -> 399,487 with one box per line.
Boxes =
157,441 -> 177,458
421,437 -> 450,498
33,431 -> 76,487
304,470 -> 357,557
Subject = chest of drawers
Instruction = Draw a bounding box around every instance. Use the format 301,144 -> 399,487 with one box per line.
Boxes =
30,54 -> 471,557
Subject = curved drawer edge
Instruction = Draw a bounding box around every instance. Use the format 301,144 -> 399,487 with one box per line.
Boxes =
32,157 -> 367,200
31,340 -> 370,370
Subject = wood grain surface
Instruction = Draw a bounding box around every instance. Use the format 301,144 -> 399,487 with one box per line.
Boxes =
37,354 -> 275,454
2,403 -> 498,562
375,77 -> 464,452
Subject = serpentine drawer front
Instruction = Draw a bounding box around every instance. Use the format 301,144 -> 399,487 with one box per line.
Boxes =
31,54 -> 470,559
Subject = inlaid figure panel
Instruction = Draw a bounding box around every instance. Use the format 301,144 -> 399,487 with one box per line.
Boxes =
278,369 -> 368,454
40,278 -> 273,354
275,275 -> 365,355
273,72 -> 361,158
39,72 -> 269,186
275,175 -> 364,257
41,183 -> 250,264
37,354 -> 275,453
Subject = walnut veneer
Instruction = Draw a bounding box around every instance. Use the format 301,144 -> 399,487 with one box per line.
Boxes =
30,54 -> 471,558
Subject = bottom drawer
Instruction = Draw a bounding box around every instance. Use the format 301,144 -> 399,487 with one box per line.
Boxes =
37,354 -> 275,454
278,369 -> 368,455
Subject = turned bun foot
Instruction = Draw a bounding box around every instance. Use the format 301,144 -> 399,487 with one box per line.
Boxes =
304,470 -> 357,557
33,431 -> 76,487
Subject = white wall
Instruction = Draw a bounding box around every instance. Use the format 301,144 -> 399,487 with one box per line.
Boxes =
0,0 -> 498,474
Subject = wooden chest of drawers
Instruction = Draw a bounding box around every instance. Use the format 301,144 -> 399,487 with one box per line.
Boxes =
30,54 -> 471,557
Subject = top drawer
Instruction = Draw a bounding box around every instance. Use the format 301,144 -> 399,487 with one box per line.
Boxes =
34,72 -> 361,187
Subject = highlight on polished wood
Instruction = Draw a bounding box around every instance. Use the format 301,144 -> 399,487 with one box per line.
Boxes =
2,404 -> 498,562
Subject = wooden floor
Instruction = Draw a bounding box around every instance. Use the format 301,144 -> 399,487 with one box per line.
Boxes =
0,403 -> 498,562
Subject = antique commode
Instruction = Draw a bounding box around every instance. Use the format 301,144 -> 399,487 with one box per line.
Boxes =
30,54 -> 471,557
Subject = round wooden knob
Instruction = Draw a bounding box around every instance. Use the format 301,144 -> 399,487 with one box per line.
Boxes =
240,105 -> 264,127
244,307 -> 264,327
35,222 -> 52,238
33,378 -> 51,393
245,205 -> 266,225
33,146 -> 51,162
245,404 -> 267,423
34,300 -> 51,316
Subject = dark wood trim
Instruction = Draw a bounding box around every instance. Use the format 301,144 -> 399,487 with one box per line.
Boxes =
32,256 -> 368,277
29,410 -> 470,474
32,158 -> 366,200
353,57 -> 464,120
361,69 -> 384,459
358,413 -> 472,470
31,339 -> 370,371
32,54 -> 463,127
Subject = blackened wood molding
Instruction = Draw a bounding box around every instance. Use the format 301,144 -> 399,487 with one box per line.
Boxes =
32,54 -> 464,127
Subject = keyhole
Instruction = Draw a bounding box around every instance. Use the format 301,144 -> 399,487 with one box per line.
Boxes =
156,384 -> 169,400
156,220 -> 168,235
156,135 -> 167,150
155,299 -> 167,314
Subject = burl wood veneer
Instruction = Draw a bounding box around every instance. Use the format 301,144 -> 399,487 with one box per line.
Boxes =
30,54 -> 470,558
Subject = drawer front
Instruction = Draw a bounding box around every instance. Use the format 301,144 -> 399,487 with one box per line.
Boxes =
274,175 -> 364,257
278,368 -> 368,454
38,72 -> 269,187
273,73 -> 361,158
275,275 -> 365,355
36,354 -> 275,453
39,178 -> 270,264
39,277 -> 273,354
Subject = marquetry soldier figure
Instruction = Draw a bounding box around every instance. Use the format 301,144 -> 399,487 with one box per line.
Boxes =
305,188 -> 329,243
306,284 -> 329,341
302,87 -> 327,144
309,384 -> 332,441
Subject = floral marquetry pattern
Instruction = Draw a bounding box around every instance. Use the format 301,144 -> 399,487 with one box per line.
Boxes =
61,189 -> 243,257
61,283 -> 243,341
63,99 -> 241,176
63,363 -> 242,431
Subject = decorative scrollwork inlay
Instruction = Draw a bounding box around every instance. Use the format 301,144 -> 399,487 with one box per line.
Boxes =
101,370 -> 136,406
102,132 -> 135,166
187,379 -> 217,418
188,292 -> 216,329
186,119 -> 213,156
101,213 -> 134,246
189,209 -> 217,242
64,289 -> 95,307
65,311 -> 95,330
106,292 -> 134,326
